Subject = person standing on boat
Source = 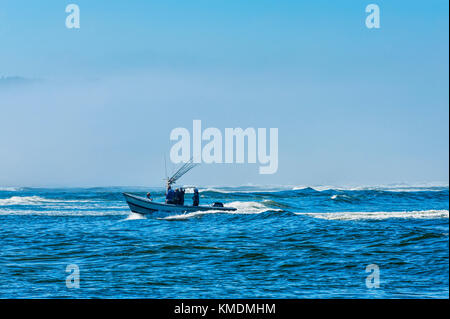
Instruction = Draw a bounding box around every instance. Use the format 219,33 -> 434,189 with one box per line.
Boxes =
180,188 -> 185,205
174,188 -> 181,205
192,188 -> 199,206
166,185 -> 175,204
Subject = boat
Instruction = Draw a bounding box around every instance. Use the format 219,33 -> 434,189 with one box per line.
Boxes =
123,192 -> 236,214
123,158 -> 237,214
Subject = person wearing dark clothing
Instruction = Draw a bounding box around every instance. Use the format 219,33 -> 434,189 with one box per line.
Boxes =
180,188 -> 185,205
166,186 -> 175,204
192,188 -> 199,206
146,192 -> 153,201
174,188 -> 181,205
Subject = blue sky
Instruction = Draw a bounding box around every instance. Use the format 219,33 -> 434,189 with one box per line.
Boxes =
0,0 -> 448,187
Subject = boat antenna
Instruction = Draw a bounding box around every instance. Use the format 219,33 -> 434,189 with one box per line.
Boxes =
167,157 -> 198,187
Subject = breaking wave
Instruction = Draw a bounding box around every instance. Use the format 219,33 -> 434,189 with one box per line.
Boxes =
0,195 -> 128,214
295,210 -> 449,220
293,183 -> 449,192
0,196 -> 95,206
0,209 -> 128,216
199,187 -> 289,194
330,194 -> 358,202
0,187 -> 23,191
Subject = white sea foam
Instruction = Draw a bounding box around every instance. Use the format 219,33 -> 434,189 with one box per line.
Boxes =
0,196 -> 107,206
161,210 -> 222,220
295,210 -> 449,220
0,187 -> 23,191
123,212 -> 147,220
291,186 -> 311,191
198,186 -> 293,194
0,208 -> 129,216
161,201 -> 281,220
227,201 -> 281,214
330,194 -> 352,200
200,183 -> 449,193
0,196 -> 51,205
198,188 -> 230,194
198,187 -> 260,194
293,183 -> 449,192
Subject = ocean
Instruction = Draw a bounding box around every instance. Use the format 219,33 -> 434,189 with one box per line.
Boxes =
0,185 -> 448,298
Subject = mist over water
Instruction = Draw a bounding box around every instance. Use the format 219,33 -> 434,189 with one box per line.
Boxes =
0,185 -> 448,298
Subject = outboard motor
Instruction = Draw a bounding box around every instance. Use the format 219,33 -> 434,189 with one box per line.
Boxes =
212,202 -> 224,208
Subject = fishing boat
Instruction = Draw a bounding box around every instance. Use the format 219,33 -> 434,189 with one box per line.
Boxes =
123,158 -> 237,214
123,192 -> 236,214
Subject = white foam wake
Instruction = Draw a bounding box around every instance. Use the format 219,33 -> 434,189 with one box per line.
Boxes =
295,210 -> 449,220
123,212 -> 147,220
161,201 -> 282,220
161,210 -> 222,220
226,201 -> 281,214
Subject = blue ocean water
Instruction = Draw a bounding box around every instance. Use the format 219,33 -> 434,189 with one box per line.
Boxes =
0,185 -> 448,298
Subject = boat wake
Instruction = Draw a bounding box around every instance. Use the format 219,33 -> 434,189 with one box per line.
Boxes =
122,212 -> 147,221
160,201 -> 282,220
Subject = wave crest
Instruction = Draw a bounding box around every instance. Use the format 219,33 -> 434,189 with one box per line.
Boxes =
295,210 -> 449,220
0,196 -> 94,206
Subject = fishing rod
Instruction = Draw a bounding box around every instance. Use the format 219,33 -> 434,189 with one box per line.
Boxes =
166,157 -> 198,187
